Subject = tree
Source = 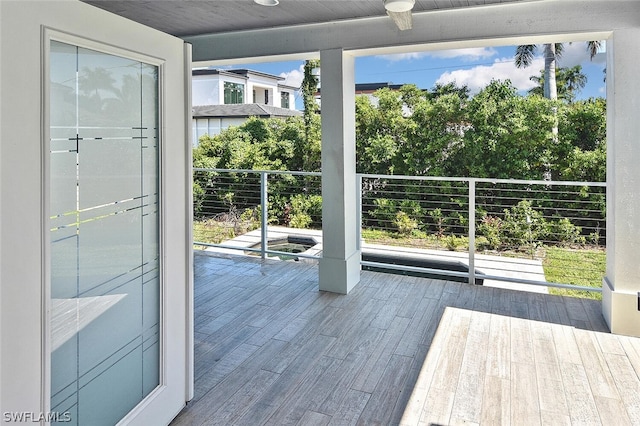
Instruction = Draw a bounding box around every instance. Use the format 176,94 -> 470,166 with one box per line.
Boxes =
355,88 -> 408,174
404,88 -> 467,176
553,98 -> 606,181
515,41 -> 601,100
445,80 -> 555,180
426,82 -> 470,101
529,65 -> 588,103
516,43 -> 562,100
301,60 -> 320,168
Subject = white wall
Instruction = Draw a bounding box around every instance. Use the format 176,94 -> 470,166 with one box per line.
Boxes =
252,85 -> 272,105
247,73 -> 280,105
0,0 -> 190,422
603,26 -> 640,336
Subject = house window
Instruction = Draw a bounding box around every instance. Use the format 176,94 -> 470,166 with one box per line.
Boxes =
281,92 -> 290,109
224,82 -> 244,104
265,89 -> 269,105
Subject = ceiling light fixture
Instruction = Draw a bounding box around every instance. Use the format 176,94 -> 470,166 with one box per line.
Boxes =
254,0 -> 279,6
383,0 -> 415,13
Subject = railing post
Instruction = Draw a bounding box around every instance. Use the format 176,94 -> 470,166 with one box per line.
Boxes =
468,179 -> 476,285
356,174 -> 362,251
261,172 -> 268,260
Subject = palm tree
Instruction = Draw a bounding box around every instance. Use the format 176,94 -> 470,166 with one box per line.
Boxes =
515,41 -> 601,100
529,65 -> 588,103
515,43 -> 563,99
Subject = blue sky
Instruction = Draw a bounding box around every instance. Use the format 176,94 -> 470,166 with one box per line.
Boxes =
233,41 -> 606,110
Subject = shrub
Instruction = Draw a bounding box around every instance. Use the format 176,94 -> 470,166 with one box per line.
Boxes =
548,216 -> 585,247
289,213 -> 312,229
289,194 -> 322,228
394,211 -> 418,235
500,200 -> 547,249
429,208 -> 446,238
477,215 -> 502,250
370,198 -> 398,228
444,234 -> 462,251
238,208 -> 261,233
193,182 -> 206,217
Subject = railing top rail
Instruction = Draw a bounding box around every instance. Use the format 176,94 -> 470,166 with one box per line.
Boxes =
194,167 -> 322,177
357,173 -> 606,187
194,168 -> 605,187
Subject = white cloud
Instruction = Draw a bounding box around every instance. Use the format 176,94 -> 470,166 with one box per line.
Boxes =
377,51 -> 430,61
378,47 -> 498,62
557,41 -> 606,67
428,47 -> 499,61
435,56 -> 544,94
279,64 -> 304,88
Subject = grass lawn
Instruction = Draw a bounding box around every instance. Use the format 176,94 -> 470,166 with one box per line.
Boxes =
363,229 -> 605,300
193,219 -> 236,246
543,247 -> 605,300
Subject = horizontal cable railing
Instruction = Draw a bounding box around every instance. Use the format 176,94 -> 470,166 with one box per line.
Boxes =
193,168 -> 322,260
358,174 -> 606,296
193,168 -> 606,297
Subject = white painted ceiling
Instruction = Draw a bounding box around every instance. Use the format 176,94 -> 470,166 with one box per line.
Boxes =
82,0 -> 538,38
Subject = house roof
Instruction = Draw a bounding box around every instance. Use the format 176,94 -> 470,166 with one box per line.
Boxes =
193,104 -> 303,119
354,82 -> 406,93
315,82 -> 410,96
193,68 -> 285,82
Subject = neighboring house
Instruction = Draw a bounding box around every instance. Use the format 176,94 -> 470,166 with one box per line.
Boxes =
192,68 -> 301,144
192,104 -> 302,145
353,82 -> 406,97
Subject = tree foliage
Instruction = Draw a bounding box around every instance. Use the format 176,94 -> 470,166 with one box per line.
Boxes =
193,78 -> 606,248
529,65 -> 588,103
195,78 -> 604,183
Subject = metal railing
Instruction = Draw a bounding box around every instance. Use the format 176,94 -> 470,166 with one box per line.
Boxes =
193,168 -> 322,260
193,168 -> 606,294
357,174 -> 605,293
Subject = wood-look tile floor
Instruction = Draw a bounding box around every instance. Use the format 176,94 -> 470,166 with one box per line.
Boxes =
171,251 -> 640,426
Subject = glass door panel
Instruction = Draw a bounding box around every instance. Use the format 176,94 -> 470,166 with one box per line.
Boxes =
50,40 -> 160,426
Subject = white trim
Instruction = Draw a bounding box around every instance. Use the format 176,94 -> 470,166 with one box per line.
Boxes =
40,25 -> 52,423
183,41 -> 195,402
44,27 -> 167,68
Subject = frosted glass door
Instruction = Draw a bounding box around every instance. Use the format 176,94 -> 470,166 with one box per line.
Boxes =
50,40 -> 159,426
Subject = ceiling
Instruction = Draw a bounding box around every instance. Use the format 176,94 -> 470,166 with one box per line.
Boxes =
82,0 -> 537,38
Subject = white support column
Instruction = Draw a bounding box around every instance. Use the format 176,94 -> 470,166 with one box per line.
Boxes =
318,48 -> 361,294
603,27 -> 640,337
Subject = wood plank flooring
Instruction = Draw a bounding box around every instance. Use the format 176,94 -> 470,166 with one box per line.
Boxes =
171,251 -> 640,426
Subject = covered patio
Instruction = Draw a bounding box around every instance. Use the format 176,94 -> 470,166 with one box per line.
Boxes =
2,1 -> 640,424
172,252 -> 640,425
